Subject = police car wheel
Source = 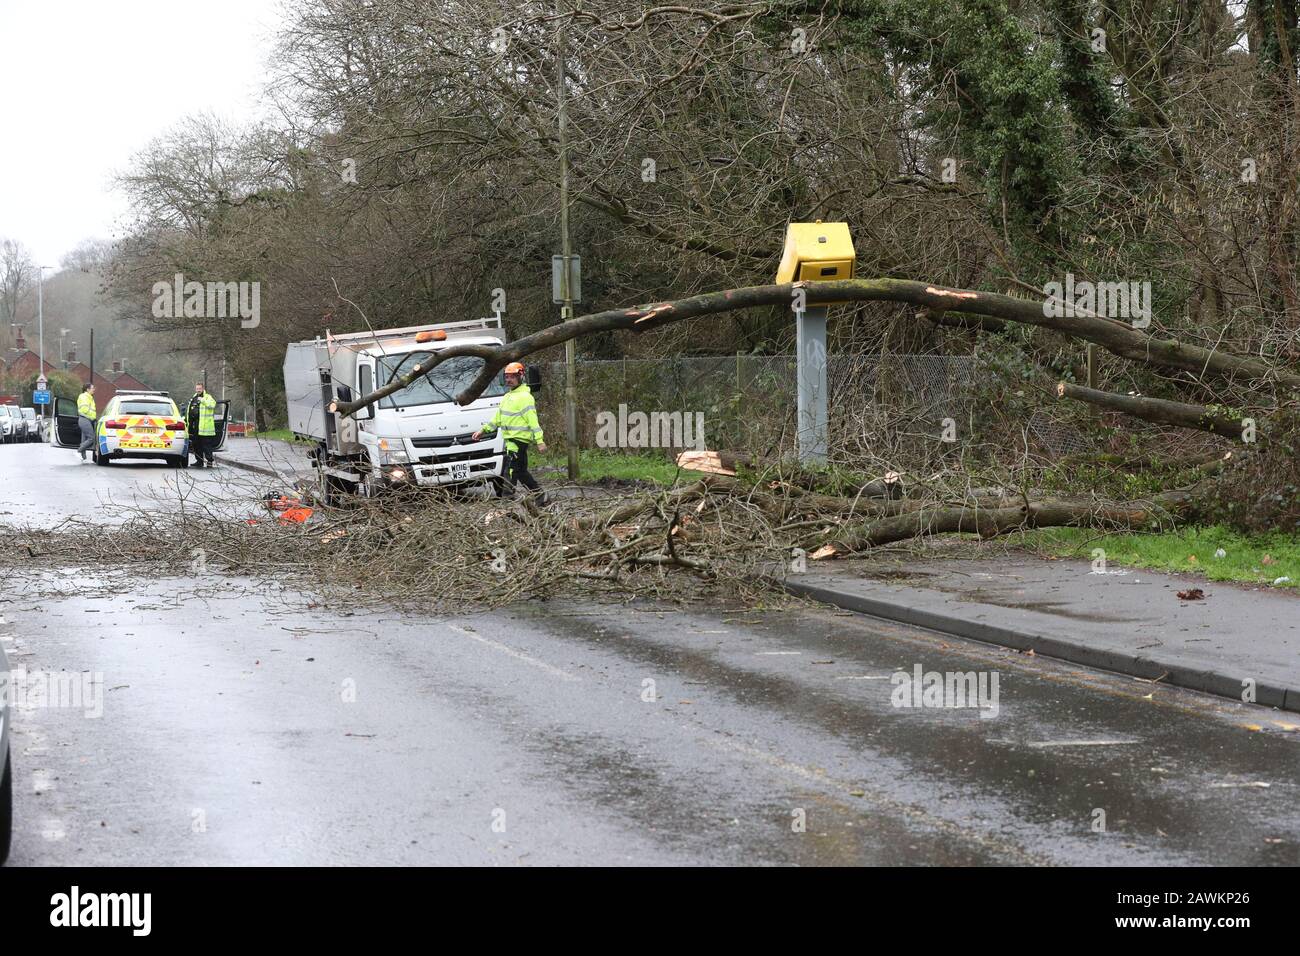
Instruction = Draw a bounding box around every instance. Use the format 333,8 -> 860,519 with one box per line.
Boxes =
94,450 -> 109,466
0,747 -> 12,866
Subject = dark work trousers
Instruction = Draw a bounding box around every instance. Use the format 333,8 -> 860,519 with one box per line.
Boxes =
500,443 -> 544,500
191,433 -> 215,465
77,416 -> 96,458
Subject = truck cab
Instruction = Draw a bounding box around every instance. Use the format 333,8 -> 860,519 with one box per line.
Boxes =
284,317 -> 513,497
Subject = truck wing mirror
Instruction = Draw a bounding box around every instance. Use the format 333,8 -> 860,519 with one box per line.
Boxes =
526,365 -> 542,392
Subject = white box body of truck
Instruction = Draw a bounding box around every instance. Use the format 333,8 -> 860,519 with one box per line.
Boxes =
283,317 -> 512,495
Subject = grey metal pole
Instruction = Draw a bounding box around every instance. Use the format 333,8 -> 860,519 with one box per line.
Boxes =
37,267 -> 45,425
796,306 -> 829,464
558,3 -> 579,481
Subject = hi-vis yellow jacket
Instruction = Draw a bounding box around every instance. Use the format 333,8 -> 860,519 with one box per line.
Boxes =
481,383 -> 543,451
76,391 -> 97,419
189,392 -> 217,436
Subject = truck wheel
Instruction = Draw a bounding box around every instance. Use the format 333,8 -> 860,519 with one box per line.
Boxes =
0,748 -> 12,865
316,472 -> 351,507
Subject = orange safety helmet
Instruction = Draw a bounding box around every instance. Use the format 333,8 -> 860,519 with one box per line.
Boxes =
504,362 -> 525,376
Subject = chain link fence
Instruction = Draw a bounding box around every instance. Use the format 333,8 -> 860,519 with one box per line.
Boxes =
536,353 -> 1231,473
540,354 -> 984,459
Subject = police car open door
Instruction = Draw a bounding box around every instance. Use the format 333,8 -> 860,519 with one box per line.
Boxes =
52,397 -> 82,448
214,399 -> 231,450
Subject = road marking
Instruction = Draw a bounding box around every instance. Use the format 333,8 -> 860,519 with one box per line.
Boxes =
1026,739 -> 1138,748
835,675 -> 893,680
445,624 -> 579,682
756,651 -> 801,656
1209,781 -> 1271,789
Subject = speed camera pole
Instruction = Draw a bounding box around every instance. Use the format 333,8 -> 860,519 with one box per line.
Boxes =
557,5 -> 579,481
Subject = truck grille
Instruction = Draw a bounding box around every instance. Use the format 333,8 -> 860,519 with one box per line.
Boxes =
410,433 -> 477,448
417,449 -> 498,465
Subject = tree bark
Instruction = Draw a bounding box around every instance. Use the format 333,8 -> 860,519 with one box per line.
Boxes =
1054,382 -> 1247,440
812,489 -> 1198,558
333,278 -> 1300,416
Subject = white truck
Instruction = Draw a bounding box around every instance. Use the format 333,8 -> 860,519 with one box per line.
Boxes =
283,317 -> 520,499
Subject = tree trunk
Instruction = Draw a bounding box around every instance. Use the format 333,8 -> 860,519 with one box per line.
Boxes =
1054,382 -> 1246,440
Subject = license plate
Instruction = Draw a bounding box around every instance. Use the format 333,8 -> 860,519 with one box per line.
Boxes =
449,464 -> 470,481
133,427 -> 160,434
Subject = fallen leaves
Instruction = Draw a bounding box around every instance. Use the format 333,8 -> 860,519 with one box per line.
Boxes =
1176,587 -> 1205,600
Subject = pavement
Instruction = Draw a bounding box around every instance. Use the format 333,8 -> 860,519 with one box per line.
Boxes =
786,558 -> 1300,713
217,435 -> 315,483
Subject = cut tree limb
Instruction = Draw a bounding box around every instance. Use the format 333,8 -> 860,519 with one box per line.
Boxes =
1055,382 -> 1247,440
332,278 -> 1300,416
675,449 -> 903,498
812,489 -> 1198,558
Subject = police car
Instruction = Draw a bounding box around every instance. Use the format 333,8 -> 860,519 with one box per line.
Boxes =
92,391 -> 190,468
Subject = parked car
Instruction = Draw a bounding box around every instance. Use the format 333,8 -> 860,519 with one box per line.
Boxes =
8,406 -> 28,442
20,408 -> 41,442
0,406 -> 17,444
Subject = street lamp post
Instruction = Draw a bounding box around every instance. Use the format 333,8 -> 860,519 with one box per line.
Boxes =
37,266 -> 51,423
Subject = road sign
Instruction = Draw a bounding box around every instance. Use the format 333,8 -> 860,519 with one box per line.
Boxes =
35,374 -> 48,389
551,255 -> 582,304
32,389 -> 51,405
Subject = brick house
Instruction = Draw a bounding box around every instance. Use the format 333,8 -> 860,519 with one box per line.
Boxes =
1,330 -> 154,407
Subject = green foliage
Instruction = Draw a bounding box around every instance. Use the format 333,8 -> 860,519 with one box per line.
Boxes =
1199,409 -> 1300,534
533,448 -> 707,486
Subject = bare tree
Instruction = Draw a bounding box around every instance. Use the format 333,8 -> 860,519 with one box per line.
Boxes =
0,238 -> 35,351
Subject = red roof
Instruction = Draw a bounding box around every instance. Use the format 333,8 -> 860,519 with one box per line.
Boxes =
0,349 -> 155,406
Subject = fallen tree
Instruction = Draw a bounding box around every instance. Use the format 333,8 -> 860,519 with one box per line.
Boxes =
333,278 -> 1300,417
0,466 -> 1226,611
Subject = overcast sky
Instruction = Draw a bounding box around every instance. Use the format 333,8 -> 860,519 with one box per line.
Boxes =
0,0 -> 284,267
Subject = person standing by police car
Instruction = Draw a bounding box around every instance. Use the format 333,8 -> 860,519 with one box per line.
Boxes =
472,362 -> 547,502
186,381 -> 218,468
76,382 -> 97,462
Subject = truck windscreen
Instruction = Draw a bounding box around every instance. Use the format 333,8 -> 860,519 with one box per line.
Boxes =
378,352 -> 509,409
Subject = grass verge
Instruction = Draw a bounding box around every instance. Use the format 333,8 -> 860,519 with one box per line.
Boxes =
241,428 -> 311,444
1020,525 -> 1300,589
534,448 -> 707,485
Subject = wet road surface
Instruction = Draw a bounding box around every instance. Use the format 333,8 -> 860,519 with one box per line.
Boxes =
1,440 -> 1297,865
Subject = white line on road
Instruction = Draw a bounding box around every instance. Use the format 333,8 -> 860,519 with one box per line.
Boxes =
444,623 -> 579,682
1026,739 -> 1139,748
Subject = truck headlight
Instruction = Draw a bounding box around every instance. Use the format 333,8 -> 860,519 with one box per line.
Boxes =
377,443 -> 408,464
